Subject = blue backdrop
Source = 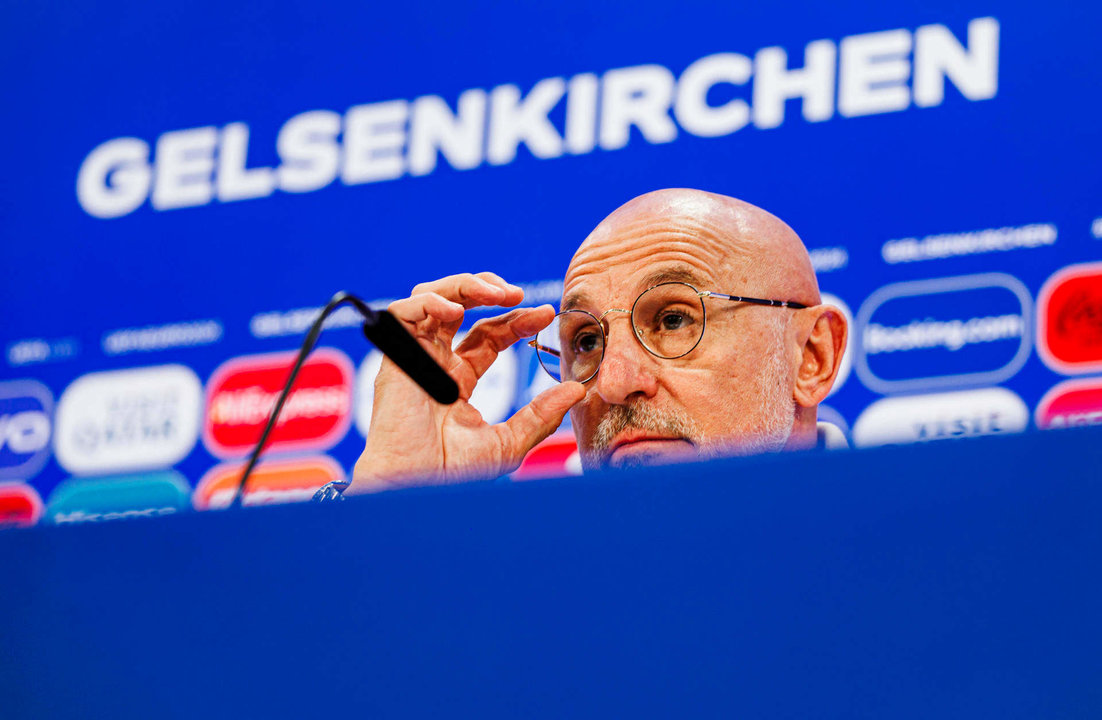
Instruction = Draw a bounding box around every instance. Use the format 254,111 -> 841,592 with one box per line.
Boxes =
1,1 -> 1100,523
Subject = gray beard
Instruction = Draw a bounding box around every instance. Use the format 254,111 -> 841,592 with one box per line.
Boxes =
591,400 -> 703,469
585,315 -> 795,469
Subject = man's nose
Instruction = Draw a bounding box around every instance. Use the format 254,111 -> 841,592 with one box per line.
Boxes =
594,316 -> 660,404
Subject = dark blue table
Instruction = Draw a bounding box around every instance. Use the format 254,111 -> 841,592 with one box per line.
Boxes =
3,427 -> 1101,718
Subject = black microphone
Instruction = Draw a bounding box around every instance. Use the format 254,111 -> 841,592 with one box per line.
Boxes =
362,309 -> 460,404
231,291 -> 459,508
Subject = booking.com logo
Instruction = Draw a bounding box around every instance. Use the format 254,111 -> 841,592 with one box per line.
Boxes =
855,273 -> 1032,394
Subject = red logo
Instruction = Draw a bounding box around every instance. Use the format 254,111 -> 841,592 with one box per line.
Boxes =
203,349 -> 353,458
0,483 -> 44,528
1038,262 -> 1102,374
1036,378 -> 1102,430
512,431 -> 582,481
194,456 -> 344,509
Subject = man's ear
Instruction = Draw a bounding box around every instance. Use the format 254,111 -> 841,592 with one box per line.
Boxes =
793,305 -> 848,408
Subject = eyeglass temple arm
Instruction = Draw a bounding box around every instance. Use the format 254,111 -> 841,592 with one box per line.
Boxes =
527,339 -> 562,358
700,291 -> 808,309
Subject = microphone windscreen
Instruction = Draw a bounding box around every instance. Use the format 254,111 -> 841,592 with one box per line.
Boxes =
362,311 -> 460,405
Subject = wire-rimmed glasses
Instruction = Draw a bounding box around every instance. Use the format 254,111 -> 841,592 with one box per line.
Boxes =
528,281 -> 808,383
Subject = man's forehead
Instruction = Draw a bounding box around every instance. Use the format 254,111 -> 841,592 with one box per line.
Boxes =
562,217 -> 752,310
562,263 -> 714,311
561,188 -> 818,309
639,265 -> 707,288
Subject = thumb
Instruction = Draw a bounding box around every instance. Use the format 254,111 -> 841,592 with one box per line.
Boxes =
497,381 -> 586,468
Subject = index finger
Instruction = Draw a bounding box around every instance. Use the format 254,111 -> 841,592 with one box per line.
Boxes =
454,305 -> 556,381
411,272 -> 524,309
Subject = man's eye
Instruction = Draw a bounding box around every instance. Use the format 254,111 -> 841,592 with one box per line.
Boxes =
573,332 -> 601,354
657,311 -> 691,331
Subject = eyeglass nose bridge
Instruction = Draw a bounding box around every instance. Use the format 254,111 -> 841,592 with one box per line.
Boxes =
596,307 -> 630,331
587,307 -> 651,384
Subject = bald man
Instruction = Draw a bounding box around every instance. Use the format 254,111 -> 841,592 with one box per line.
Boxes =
347,189 -> 847,493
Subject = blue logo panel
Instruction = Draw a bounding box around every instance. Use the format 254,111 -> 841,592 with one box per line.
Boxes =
46,471 -> 191,524
0,381 -> 54,480
855,274 -> 1032,394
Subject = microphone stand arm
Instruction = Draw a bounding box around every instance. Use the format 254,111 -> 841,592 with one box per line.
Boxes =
228,292 -> 387,509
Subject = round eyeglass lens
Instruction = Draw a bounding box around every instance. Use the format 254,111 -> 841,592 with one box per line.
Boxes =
534,310 -> 605,383
631,282 -> 707,359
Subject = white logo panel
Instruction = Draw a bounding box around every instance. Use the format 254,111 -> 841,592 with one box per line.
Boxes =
852,387 -> 1028,447
54,365 -> 202,475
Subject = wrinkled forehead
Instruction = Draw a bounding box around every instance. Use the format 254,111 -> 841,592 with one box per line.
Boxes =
562,208 -> 759,310
562,264 -> 712,312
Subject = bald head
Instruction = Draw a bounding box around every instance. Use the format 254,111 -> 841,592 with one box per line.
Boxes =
569,188 -> 820,305
561,187 -> 847,467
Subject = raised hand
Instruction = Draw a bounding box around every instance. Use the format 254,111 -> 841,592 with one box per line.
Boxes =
347,272 -> 585,493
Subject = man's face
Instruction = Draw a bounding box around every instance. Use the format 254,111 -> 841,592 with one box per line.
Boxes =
562,201 -> 799,470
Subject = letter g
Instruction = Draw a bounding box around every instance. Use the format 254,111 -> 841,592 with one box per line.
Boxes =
76,137 -> 152,219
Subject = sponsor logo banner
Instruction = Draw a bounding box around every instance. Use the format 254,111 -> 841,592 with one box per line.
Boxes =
194,456 -> 344,509
204,349 -> 353,457
1036,378 -> 1102,430
0,483 -> 44,528
6,337 -> 79,367
1037,262 -> 1102,374
54,365 -> 202,475
852,387 -> 1028,447
512,431 -> 582,481
0,380 -> 53,480
855,273 -> 1031,394
46,471 -> 191,524
881,222 -> 1057,264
